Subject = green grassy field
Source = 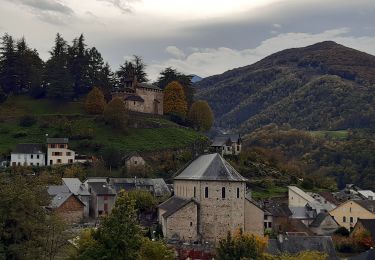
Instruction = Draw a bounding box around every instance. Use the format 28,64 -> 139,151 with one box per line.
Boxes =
0,96 -> 204,155
309,130 -> 349,140
251,186 -> 288,199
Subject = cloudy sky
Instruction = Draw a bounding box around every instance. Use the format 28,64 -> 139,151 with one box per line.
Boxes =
1,0 -> 375,80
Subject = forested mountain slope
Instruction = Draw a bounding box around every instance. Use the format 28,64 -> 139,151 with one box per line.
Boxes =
195,41 -> 375,131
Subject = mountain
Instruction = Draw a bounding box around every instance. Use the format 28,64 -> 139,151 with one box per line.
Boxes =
191,74 -> 203,83
195,41 -> 375,132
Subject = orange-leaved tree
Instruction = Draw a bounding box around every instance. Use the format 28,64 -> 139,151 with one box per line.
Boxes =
188,100 -> 214,132
85,87 -> 106,114
163,81 -> 188,117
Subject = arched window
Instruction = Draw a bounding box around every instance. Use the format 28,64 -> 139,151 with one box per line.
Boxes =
343,216 -> 346,223
222,187 -> 226,199
205,187 -> 208,198
237,187 -> 240,198
194,187 -> 196,198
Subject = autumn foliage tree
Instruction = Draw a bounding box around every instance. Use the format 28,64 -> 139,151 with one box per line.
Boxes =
163,81 -> 188,118
85,87 -> 106,114
188,100 -> 214,132
103,97 -> 128,130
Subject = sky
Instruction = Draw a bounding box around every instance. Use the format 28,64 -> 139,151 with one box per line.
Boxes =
1,0 -> 375,81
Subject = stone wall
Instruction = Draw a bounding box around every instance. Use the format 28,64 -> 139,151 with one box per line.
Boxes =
55,195 -> 84,223
165,202 -> 198,241
244,199 -> 264,236
125,100 -> 144,113
136,87 -> 164,115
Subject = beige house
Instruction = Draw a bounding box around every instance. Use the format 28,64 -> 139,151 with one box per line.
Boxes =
329,200 -> 375,230
123,152 -> 146,172
47,138 -> 75,166
112,77 -> 163,115
158,153 -> 264,244
211,134 -> 242,156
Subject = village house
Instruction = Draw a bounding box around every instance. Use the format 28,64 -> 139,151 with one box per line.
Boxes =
47,138 -> 75,166
47,185 -> 85,223
123,152 -> 146,172
11,143 -> 45,166
330,200 -> 375,230
112,77 -> 163,115
85,179 -> 117,218
158,153 -> 264,244
62,178 -> 91,218
210,134 -> 242,156
110,177 -> 170,197
264,201 -> 293,233
309,212 -> 339,235
288,186 -> 336,226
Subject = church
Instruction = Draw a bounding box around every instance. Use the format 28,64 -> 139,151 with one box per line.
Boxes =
158,153 -> 264,244
112,77 -> 164,115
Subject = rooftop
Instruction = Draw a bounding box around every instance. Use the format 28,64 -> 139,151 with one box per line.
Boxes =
88,182 -> 116,196
174,153 -> 247,182
47,138 -> 69,144
158,196 -> 197,218
137,82 -> 162,91
354,200 -> 375,213
62,178 -> 90,196
12,143 -> 44,154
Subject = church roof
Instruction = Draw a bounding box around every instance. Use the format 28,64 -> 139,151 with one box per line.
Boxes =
174,153 -> 247,182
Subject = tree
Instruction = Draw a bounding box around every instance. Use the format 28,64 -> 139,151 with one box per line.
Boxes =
0,33 -> 17,94
116,55 -> 148,87
45,33 -> 74,100
216,230 -> 268,260
127,190 -> 157,213
103,97 -> 128,130
68,34 -> 90,96
155,67 -> 194,108
163,81 -> 188,118
72,191 -> 144,259
85,87 -> 106,114
138,238 -> 174,260
101,147 -> 122,170
188,100 -> 214,131
275,251 -> 328,260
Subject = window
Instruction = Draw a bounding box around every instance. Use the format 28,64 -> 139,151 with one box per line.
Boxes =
222,187 -> 226,199
237,145 -> 240,151
205,187 -> 208,198
57,159 -> 62,163
31,154 -> 34,159
18,162 -> 21,166
50,160 -> 53,165
68,159 -> 73,164
237,187 -> 240,198
343,216 -> 346,223
190,222 -> 193,227
350,217 -> 354,223
268,222 -> 272,228
134,161 -> 137,165
194,187 -> 196,197
66,152 -> 71,156
134,101 -> 136,105
30,163 -> 33,166
59,144 -> 65,148
264,223 -> 268,229
37,155 -> 40,159
50,144 -> 56,148
37,163 -> 39,166
264,215 -> 268,220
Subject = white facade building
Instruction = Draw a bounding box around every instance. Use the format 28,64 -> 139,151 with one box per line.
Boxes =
11,144 -> 45,166
47,138 -> 75,166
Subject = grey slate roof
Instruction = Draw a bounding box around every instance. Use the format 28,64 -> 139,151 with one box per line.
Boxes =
110,178 -> 170,197
267,235 -> 338,260
310,212 -> 330,227
47,185 -> 70,196
88,182 -> 116,196
124,95 -> 144,102
354,200 -> 375,213
137,82 -> 162,91
13,143 -> 44,154
265,203 -> 292,217
174,153 -> 247,182
50,192 -> 73,208
62,178 -> 90,196
47,138 -> 69,144
158,196 -> 197,218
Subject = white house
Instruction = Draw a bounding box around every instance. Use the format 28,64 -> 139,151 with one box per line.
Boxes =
47,138 -> 75,166
11,144 -> 45,166
211,134 -> 242,156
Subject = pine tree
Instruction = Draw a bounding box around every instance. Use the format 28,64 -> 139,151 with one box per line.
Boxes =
0,33 -> 17,94
188,100 -> 214,131
163,81 -> 188,117
116,55 -> 148,88
85,87 -> 106,114
69,34 -> 90,96
45,33 -> 74,100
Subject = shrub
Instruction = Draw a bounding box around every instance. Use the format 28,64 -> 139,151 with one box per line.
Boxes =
12,131 -> 27,138
19,115 -> 37,127
334,227 -> 349,237
85,87 -> 106,114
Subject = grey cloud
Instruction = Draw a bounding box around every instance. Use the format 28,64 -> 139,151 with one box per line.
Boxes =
10,0 -> 73,15
97,0 -> 140,13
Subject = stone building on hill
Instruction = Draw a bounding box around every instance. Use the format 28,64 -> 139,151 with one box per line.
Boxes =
158,153 -> 264,244
112,77 -> 163,115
